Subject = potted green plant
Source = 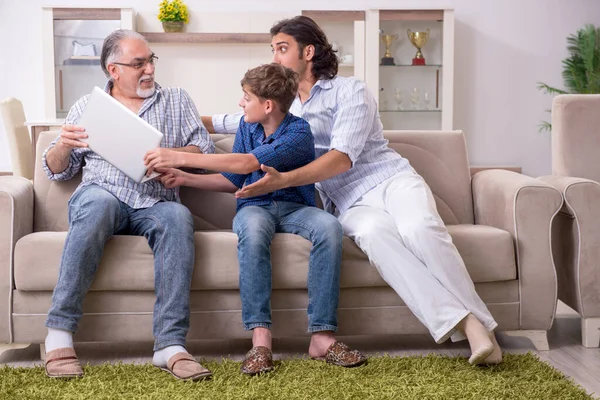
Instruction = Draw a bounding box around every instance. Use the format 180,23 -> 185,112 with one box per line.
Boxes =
537,24 -> 600,132
158,0 -> 189,33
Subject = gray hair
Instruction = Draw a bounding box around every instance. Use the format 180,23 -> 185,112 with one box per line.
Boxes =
100,29 -> 149,79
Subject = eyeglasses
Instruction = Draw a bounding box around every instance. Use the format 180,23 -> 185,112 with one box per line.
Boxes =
112,54 -> 158,70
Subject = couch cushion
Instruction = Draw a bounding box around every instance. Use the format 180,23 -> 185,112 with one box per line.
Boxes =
14,224 -> 515,291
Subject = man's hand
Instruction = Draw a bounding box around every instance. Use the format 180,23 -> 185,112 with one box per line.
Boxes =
144,148 -> 185,175
158,168 -> 187,189
45,124 -> 88,175
57,125 -> 88,151
235,165 -> 288,198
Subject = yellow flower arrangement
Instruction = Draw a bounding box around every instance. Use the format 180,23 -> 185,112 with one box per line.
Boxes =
157,0 -> 189,23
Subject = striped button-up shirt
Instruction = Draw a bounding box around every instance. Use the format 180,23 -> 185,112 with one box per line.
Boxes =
213,76 -> 410,214
42,81 -> 214,209
222,113 -> 315,211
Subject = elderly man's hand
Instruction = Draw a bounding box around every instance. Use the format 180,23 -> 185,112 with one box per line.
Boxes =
57,125 -> 88,151
144,148 -> 184,175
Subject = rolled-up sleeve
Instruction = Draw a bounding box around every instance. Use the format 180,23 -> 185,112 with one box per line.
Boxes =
180,89 -> 214,154
212,112 -> 243,134
329,80 -> 376,164
41,97 -> 87,181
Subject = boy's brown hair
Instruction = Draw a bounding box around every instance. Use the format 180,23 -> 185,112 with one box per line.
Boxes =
241,63 -> 299,113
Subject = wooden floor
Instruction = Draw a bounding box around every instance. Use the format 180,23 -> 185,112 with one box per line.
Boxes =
1,302 -> 598,397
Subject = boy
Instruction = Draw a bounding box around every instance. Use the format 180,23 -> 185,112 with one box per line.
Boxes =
144,63 -> 366,375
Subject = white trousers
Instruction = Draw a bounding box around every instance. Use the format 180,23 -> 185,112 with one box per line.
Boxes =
338,170 -> 498,343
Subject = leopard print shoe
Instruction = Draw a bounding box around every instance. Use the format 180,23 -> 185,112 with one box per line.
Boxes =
240,346 -> 274,376
324,341 -> 367,368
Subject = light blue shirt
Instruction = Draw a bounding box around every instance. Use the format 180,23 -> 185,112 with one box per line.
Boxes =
212,76 -> 410,214
42,81 -> 214,209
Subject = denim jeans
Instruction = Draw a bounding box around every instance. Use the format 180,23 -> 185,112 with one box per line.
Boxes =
233,201 -> 342,333
45,184 -> 195,351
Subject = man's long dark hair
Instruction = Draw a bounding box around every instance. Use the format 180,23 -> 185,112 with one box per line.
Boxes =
270,16 -> 338,80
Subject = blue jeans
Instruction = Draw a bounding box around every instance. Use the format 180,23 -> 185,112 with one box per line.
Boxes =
45,184 -> 195,351
233,201 -> 342,333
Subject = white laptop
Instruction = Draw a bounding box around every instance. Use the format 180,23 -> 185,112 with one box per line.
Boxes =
78,86 -> 163,183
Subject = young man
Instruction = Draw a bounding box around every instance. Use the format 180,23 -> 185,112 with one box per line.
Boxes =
204,16 -> 502,365
144,63 -> 366,375
42,29 -> 213,380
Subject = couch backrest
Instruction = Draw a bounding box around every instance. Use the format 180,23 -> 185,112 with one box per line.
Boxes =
33,130 -> 473,232
551,94 -> 600,181
384,130 -> 473,224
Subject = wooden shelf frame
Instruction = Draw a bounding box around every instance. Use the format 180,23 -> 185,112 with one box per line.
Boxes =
52,8 -> 121,20
380,10 -> 444,21
139,32 -> 272,44
301,10 -> 365,22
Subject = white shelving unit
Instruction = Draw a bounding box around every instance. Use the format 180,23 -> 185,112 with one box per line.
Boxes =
41,7 -> 135,119
365,9 -> 454,130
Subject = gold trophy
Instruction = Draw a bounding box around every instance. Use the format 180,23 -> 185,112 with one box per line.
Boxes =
407,29 -> 430,65
380,33 -> 398,65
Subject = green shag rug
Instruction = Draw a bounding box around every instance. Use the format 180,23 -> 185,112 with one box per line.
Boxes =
0,353 -> 591,400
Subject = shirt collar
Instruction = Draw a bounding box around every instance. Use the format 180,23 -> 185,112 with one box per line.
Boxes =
313,77 -> 335,90
102,80 -> 162,116
251,112 -> 294,143
304,77 -> 335,104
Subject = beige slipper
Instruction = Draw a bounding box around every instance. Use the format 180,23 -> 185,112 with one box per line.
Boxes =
160,352 -> 212,381
44,347 -> 84,378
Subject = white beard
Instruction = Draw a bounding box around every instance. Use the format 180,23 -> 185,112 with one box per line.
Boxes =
137,75 -> 155,98
137,86 -> 156,98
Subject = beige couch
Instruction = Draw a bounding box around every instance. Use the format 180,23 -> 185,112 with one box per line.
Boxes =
0,130 -> 563,358
539,94 -> 600,347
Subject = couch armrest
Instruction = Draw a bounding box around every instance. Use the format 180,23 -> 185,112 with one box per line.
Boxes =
539,175 -> 600,318
472,170 -> 562,331
0,176 -> 34,342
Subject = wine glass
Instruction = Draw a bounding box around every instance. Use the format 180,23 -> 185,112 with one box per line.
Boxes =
410,88 -> 420,110
423,92 -> 431,110
380,99 -> 389,111
394,88 -> 403,110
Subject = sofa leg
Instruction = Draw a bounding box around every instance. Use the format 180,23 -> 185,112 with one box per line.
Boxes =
582,317 -> 600,348
503,330 -> 549,351
0,343 -> 30,358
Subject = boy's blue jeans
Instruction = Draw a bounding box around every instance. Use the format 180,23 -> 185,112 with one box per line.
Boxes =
233,201 -> 343,333
45,184 -> 195,351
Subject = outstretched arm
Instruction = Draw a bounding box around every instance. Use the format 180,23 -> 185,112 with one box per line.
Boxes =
145,150 -> 259,175
160,168 -> 238,193
236,150 -> 351,198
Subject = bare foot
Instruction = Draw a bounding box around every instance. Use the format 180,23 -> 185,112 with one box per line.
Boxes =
458,314 -> 494,365
251,327 -> 272,350
308,331 -> 336,359
482,332 -> 502,364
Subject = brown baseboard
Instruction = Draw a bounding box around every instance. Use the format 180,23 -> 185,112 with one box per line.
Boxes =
0,171 -> 13,176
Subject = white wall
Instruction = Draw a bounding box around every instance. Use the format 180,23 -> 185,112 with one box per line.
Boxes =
1,0 -> 599,176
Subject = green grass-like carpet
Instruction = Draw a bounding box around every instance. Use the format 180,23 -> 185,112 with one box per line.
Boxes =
0,353 -> 591,400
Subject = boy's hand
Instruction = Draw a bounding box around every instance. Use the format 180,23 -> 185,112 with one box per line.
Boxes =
144,148 -> 184,175
159,168 -> 186,189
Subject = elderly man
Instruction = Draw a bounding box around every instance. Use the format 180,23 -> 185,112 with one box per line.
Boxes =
42,29 -> 213,381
